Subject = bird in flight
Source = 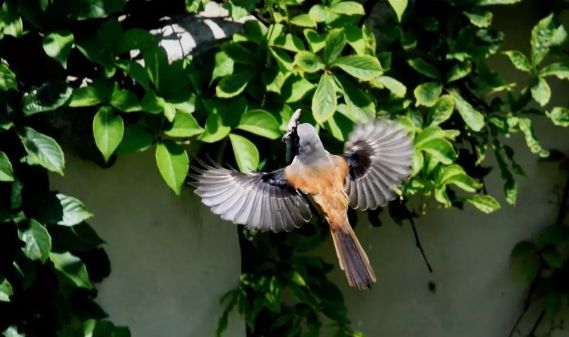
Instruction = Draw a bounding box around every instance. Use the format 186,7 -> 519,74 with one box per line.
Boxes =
190,116 -> 413,289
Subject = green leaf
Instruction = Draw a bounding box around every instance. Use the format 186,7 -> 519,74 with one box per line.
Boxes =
198,113 -> 231,143
503,51 -> 531,72
22,83 -> 73,116
448,89 -> 485,132
478,0 -> 522,4
18,127 -> 65,175
542,247 -> 562,269
447,62 -> 472,83
18,219 -> 52,263
427,95 -> 454,126
414,126 -> 446,149
0,152 -> 14,182
294,51 -> 324,73
0,63 -> 17,91
50,252 -> 92,289
0,2 -> 22,37
323,29 -> 346,64
110,88 -> 141,112
530,77 -> 551,107
329,2 -> 365,16
116,60 -> 151,90
155,141 -> 189,195
466,194 -> 501,214
304,29 -> 325,53
387,0 -> 408,21
43,30 -> 74,69
115,29 -> 155,54
0,278 -> 13,302
546,107 -> 569,127
331,55 -> 382,81
421,138 -> 457,165
335,75 -> 375,122
377,76 -> 406,97
537,225 -> 569,246
93,106 -> 124,162
414,82 -> 442,107
438,164 -> 481,192
531,14 -> 567,66
116,124 -> 154,155
283,76 -> 315,103
505,179 -> 518,206
229,134 -> 259,173
56,194 -> 93,226
312,73 -> 337,124
308,4 -> 327,23
164,113 -> 204,138
408,58 -> 440,80
69,81 -> 113,107
2,327 -> 23,337
517,117 -> 549,157
290,14 -> 316,28
464,10 -> 493,28
216,70 -> 256,98
540,62 -> 569,80
511,241 -> 540,281
238,109 -> 281,139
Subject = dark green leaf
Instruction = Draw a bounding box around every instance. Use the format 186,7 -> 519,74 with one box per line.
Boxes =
511,241 -> 540,281
155,141 -> 189,195
447,62 -> 472,83
238,109 -> 281,139
116,124 -> 154,155
22,83 -> 72,116
0,2 -> 22,37
0,151 -> 14,182
56,194 -> 93,226
69,81 -> 113,107
427,95 -> 454,126
50,252 -> 92,289
448,89 -> 485,131
110,88 -> 141,112
116,29 -> 155,54
335,75 -> 375,122
68,0 -> 126,20
18,219 -> 51,263
229,134 -> 259,172
466,194 -> 501,214
323,29 -> 346,64
43,30 -> 74,69
414,82 -> 442,107
542,247 -> 562,269
331,55 -> 382,80
93,106 -> 124,162
537,225 -> 569,246
18,127 -> 65,175
312,73 -> 337,124
408,58 -> 440,80
216,70 -> 256,98
116,60 -> 151,90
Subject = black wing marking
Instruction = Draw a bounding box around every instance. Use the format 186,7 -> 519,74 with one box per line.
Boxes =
190,160 -> 312,232
344,119 -> 413,210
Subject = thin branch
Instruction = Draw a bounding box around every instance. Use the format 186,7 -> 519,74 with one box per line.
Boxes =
528,310 -> 546,337
556,173 -> 569,224
408,216 -> 433,273
507,265 -> 543,337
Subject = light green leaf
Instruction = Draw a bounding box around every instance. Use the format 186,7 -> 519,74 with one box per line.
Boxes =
427,95 -> 454,126
421,138 -> 457,165
69,81 -> 113,107
478,0 -> 522,4
414,82 -> 442,107
377,76 -> 406,97
387,0 -> 408,21
216,70 -> 256,98
3,326 -> 23,337
329,1 -> 365,16
466,194 -> 501,214
283,76 -> 315,103
331,55 -> 382,81
155,141 -> 189,195
530,77 -> 551,107
303,29 -> 325,53
93,106 -> 124,162
50,252 -> 92,289
505,179 -> 518,206
237,109 -> 281,139
110,88 -> 142,112
0,63 -> 17,91
438,164 -> 481,192
290,14 -> 316,28
312,73 -> 337,124
56,194 -> 93,226
531,14 -> 567,66
0,278 -> 13,302
464,10 -> 493,28
408,58 -> 440,79
323,29 -> 346,64
18,219 -> 51,263
414,126 -> 446,149
165,113 -> 204,138
308,4 -> 327,22
503,51 -> 531,72
116,124 -> 154,155
43,30 -> 74,69
546,107 -> 569,127
18,127 -> 65,175
229,134 -> 259,173
447,62 -> 472,83
0,152 -> 14,182
448,89 -> 485,131
197,113 -> 231,143
540,62 -> 569,79
294,51 -> 324,73
434,186 -> 451,207
0,2 -> 23,37
517,118 -> 549,157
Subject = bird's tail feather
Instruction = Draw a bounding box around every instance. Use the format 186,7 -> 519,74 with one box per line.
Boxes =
331,220 -> 376,290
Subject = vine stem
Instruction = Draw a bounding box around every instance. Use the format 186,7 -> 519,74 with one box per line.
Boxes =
408,216 -> 433,273
507,264 -> 543,337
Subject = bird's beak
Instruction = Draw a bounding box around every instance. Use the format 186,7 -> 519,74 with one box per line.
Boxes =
282,109 -> 302,141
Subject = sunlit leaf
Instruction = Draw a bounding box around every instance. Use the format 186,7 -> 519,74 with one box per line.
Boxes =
414,82 -> 442,107
466,194 -> 501,214
50,252 -> 92,289
56,194 -> 93,226
155,141 -> 189,195
387,0 -> 408,22
18,219 -> 51,263
93,106 -> 124,162
18,127 -> 65,175
448,89 -> 485,131
331,55 -> 382,80
312,73 -> 337,124
546,107 -> 569,127
229,134 -> 259,172
43,30 -> 74,69
238,109 -> 282,139
0,152 -> 14,182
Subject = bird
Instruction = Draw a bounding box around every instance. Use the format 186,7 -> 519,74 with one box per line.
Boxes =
190,117 -> 413,289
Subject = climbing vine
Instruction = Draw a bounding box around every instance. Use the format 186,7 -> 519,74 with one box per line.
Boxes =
0,0 -> 568,336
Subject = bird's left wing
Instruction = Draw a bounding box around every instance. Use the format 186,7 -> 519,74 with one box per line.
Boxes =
190,161 -> 312,232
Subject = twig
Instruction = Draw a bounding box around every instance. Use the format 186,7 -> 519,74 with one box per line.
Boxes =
528,310 -> 546,336
409,216 -> 433,273
507,265 -> 543,337
556,173 -> 569,224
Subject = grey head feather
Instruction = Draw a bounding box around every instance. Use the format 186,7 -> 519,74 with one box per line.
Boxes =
296,123 -> 326,162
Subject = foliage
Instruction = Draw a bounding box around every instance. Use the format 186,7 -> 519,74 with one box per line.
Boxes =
0,0 -> 568,336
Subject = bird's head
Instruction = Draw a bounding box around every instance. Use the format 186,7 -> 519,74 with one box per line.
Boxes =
296,123 -> 326,161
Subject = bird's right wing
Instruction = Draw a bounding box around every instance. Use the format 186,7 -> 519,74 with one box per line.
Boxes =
190,161 -> 312,233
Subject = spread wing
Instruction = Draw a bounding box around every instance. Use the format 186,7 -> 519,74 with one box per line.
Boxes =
190,161 -> 312,232
344,119 -> 413,210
